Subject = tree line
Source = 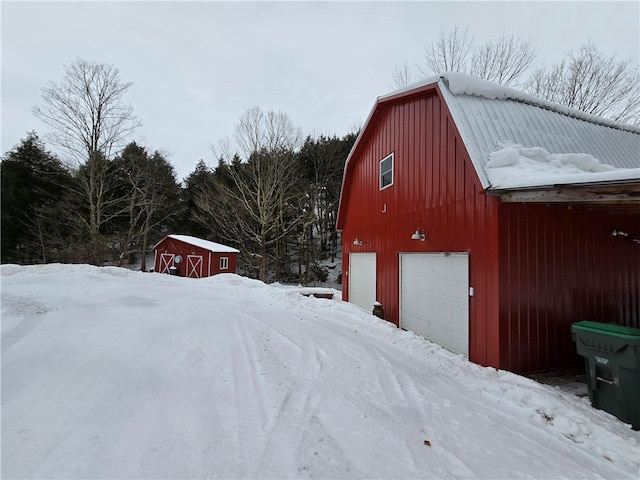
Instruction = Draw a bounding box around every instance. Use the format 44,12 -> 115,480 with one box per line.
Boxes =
3,32 -> 637,282
1,131 -> 354,284
1,59 -> 355,284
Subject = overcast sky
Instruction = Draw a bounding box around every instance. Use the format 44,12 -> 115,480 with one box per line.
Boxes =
2,0 -> 639,181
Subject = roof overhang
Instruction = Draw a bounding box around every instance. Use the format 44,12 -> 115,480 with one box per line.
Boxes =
488,179 -> 640,212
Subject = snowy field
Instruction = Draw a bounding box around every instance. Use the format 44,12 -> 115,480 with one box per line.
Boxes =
2,264 -> 639,479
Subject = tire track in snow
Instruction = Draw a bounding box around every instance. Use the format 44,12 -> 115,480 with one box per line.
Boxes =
237,308 -> 367,477
374,342 -> 504,478
272,314 -> 418,477
240,306 -> 559,478
334,339 -> 497,478
227,313 -> 273,477
366,342 -> 604,479
255,336 -> 324,476
1,295 -> 49,353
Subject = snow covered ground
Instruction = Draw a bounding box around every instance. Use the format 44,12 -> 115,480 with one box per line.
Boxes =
2,264 -> 639,479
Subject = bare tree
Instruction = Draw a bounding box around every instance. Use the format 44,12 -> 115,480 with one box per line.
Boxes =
71,152 -> 127,263
27,202 -> 74,264
33,58 -> 141,162
210,136 -> 234,164
395,27 -> 536,89
195,150 -> 310,281
391,61 -> 415,89
527,42 -> 640,125
33,58 -> 141,264
234,106 -> 302,156
470,34 -> 536,87
393,30 -> 639,125
195,107 -> 308,281
419,26 -> 473,77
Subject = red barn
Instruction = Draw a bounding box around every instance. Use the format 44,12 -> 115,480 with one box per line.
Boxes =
153,234 -> 239,278
337,73 -> 639,374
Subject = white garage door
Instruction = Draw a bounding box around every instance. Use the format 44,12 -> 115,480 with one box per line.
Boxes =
349,253 -> 377,312
400,253 -> 469,356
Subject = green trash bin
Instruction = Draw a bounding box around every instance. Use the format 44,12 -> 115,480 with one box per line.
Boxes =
571,321 -> 640,430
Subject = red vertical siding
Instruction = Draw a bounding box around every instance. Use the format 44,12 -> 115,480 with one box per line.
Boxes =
498,204 -> 639,372
153,238 -> 238,278
340,92 -> 501,369
339,87 -> 639,374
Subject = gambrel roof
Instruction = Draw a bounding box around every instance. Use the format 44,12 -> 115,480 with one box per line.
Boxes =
435,73 -> 639,189
340,73 -> 639,214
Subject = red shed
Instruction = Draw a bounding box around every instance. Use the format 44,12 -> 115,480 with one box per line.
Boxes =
153,234 -> 239,278
337,73 -> 639,374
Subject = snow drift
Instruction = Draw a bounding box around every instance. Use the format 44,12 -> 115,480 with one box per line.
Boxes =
486,142 -> 640,189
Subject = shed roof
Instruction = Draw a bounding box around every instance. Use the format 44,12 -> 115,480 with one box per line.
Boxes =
156,234 -> 239,253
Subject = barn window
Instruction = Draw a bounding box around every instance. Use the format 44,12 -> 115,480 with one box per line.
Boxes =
380,153 -> 394,190
220,257 -> 229,270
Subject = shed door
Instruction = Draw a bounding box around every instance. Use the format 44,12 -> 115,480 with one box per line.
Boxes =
349,253 -> 376,312
159,253 -> 175,274
400,253 -> 469,356
186,255 -> 203,278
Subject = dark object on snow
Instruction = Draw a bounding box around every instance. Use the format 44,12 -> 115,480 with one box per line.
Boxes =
373,302 -> 384,320
300,291 -> 334,300
572,321 -> 640,430
169,266 -> 179,276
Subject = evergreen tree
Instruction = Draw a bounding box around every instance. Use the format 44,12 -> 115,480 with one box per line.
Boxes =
113,142 -> 181,270
179,160 -> 217,239
298,133 -> 356,272
1,132 -> 74,263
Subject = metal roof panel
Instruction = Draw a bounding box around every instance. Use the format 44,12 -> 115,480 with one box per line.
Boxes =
438,76 -> 640,189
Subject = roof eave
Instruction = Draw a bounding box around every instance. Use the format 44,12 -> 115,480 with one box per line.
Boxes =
487,178 -> 640,206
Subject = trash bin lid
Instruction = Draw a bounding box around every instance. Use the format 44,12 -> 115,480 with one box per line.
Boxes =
571,321 -> 640,339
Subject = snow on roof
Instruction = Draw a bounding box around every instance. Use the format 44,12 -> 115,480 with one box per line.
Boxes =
166,234 -> 239,253
383,72 -> 640,135
433,73 -> 640,189
485,142 -> 640,189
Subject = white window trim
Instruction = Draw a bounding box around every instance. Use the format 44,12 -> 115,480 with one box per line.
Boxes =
220,256 -> 229,270
380,153 -> 394,190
